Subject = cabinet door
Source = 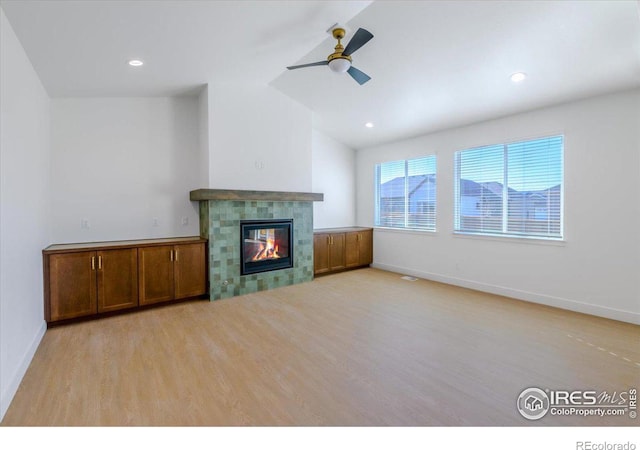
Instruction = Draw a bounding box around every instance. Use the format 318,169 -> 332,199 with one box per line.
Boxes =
97,248 -> 139,313
345,232 -> 360,268
174,243 -> 206,299
313,234 -> 330,275
138,245 -> 174,305
358,230 -> 373,266
48,251 -> 97,321
332,230 -> 373,271
329,233 -> 346,271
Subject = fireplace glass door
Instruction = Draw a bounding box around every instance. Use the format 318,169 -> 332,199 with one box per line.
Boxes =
240,220 -> 293,275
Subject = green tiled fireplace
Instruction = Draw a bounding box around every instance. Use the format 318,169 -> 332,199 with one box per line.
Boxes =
191,189 -> 323,300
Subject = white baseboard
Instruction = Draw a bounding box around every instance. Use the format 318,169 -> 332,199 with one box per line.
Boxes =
0,320 -> 46,421
371,263 -> 640,325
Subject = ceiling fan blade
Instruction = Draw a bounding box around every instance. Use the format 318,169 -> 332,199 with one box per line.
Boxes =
347,66 -> 371,85
342,28 -> 374,57
287,60 -> 329,70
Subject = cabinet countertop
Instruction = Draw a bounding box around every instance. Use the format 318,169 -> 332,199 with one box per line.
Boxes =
44,236 -> 207,253
313,227 -> 373,233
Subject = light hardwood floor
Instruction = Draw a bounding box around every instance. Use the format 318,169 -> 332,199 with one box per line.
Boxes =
2,268 -> 638,426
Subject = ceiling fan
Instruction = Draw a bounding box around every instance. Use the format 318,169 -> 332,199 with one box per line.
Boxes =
287,26 -> 374,85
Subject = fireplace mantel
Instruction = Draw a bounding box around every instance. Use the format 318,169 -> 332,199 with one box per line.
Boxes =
190,189 -> 323,202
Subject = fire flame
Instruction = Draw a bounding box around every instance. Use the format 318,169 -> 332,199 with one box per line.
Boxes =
251,238 -> 281,261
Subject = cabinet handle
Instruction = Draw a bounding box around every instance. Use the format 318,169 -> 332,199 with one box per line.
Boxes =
98,255 -> 102,270
170,250 -> 174,261
174,249 -> 178,262
91,256 -> 96,270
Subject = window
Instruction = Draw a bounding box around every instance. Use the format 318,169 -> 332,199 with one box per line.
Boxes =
454,136 -> 563,239
375,156 -> 436,231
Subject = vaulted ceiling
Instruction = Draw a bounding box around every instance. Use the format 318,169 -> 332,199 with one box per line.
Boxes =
2,0 -> 639,149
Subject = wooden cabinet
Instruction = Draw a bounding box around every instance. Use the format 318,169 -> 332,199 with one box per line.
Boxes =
46,248 -> 138,322
44,237 -> 207,325
174,242 -> 207,299
313,233 -> 346,275
97,248 -> 139,313
313,234 -> 330,274
47,251 -> 98,322
345,229 -> 373,269
313,228 -> 373,276
139,245 -> 175,306
139,242 -> 206,305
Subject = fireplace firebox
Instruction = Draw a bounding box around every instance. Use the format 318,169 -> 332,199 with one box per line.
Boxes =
240,219 -> 293,275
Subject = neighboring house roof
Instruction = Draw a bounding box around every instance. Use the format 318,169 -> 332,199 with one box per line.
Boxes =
459,179 -> 502,203
508,184 -> 561,201
480,181 -> 516,196
380,175 -> 436,202
380,177 -> 560,204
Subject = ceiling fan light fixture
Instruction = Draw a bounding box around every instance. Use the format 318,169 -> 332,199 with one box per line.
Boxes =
328,58 -> 351,73
286,27 -> 373,85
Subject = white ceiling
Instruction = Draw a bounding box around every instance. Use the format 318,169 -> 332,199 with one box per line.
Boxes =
2,0 -> 639,149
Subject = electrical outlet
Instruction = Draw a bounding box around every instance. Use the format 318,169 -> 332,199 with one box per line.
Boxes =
81,219 -> 90,229
152,218 -> 159,227
181,216 -> 189,226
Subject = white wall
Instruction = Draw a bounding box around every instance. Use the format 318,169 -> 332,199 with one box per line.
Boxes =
208,83 -> 312,192
50,97 -> 205,243
312,129 -> 356,229
0,8 -> 50,420
197,86 -> 210,196
357,89 -> 640,324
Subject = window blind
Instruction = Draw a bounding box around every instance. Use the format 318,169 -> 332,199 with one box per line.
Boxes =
454,136 -> 563,239
375,155 -> 437,231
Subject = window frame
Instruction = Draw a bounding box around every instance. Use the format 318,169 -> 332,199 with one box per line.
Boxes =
374,155 -> 437,232
453,135 -> 564,241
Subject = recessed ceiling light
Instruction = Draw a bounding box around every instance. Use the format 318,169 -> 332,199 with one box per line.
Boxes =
365,122 -> 374,128
128,59 -> 144,67
510,72 -> 527,83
